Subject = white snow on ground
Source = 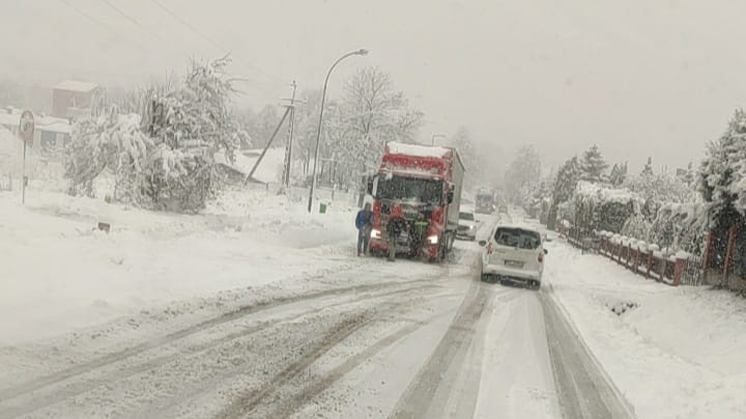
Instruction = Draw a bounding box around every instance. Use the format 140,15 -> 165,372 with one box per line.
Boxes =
0,187 -> 359,344
542,234 -> 746,419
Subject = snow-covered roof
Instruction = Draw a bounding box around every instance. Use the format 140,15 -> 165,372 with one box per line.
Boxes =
215,147 -> 286,184
53,80 -> 99,93
386,141 -> 451,158
0,108 -> 71,134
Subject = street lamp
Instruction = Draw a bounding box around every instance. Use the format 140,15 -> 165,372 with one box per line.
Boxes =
431,133 -> 446,146
307,48 -> 369,213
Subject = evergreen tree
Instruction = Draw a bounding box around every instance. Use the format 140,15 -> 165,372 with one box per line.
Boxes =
641,157 -> 654,176
579,145 -> 608,183
699,108 -> 746,223
609,163 -> 627,186
547,156 -> 581,229
504,145 -> 541,204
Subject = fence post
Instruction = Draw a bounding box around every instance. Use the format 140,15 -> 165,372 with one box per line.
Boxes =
703,230 -> 715,272
658,255 -> 666,283
634,245 -> 641,274
673,254 -> 686,286
721,224 -> 737,288
646,249 -> 654,279
626,243 -> 633,270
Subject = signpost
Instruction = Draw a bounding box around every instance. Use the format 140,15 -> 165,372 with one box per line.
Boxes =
19,110 -> 34,204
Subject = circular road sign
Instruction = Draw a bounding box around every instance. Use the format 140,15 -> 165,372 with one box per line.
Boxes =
19,110 -> 34,146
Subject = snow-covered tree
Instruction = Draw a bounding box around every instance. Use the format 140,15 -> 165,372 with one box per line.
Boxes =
65,108 -> 151,201
625,170 -> 693,206
641,157 -> 654,176
66,57 -> 242,212
699,108 -> 746,226
504,145 -> 541,204
446,126 -> 488,186
547,156 -> 581,229
141,56 -> 240,211
679,162 -> 695,188
315,66 -> 423,188
579,145 -> 608,183
609,162 -> 627,186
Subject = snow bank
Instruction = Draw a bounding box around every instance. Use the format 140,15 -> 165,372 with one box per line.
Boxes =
0,188 -> 358,344
544,240 -> 746,419
386,141 -> 451,158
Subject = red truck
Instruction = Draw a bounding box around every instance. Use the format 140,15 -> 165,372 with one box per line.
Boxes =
367,142 -> 465,262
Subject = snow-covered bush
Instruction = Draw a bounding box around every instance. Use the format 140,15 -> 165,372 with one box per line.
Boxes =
65,109 -> 151,201
66,57 -> 241,212
569,181 -> 643,233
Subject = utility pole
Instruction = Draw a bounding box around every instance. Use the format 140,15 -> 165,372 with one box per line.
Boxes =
244,81 -> 305,186
281,81 -> 298,190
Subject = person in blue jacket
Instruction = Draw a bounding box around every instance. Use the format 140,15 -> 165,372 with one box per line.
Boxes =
355,203 -> 373,256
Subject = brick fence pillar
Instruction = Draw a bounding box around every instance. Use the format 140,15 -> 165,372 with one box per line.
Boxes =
673,255 -> 686,286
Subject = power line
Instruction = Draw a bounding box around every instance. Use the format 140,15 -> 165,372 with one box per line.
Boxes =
97,0 -> 158,37
147,0 -> 225,52
145,0 -> 285,86
56,0 -> 149,52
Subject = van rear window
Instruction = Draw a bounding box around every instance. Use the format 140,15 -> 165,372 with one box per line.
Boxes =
494,228 -> 541,249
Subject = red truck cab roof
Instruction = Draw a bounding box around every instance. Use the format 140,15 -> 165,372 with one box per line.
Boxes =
380,142 -> 457,180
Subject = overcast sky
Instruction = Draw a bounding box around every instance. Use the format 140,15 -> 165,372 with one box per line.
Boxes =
3,0 -> 746,173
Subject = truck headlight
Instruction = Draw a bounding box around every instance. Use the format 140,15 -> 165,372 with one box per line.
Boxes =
371,229 -> 381,239
427,235 -> 438,245
469,225 -> 475,230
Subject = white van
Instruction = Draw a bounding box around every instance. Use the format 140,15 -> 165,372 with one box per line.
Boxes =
479,225 -> 547,290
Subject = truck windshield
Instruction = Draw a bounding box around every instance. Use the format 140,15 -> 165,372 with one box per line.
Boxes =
377,176 -> 443,204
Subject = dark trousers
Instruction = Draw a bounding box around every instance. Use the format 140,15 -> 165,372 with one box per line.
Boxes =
357,229 -> 370,255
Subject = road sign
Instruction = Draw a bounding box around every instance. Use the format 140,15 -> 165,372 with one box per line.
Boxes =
19,110 -> 34,147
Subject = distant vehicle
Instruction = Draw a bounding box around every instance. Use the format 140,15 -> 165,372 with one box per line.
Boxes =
498,204 -> 509,214
367,142 -> 465,262
456,211 -> 477,241
479,225 -> 547,290
475,190 -> 494,214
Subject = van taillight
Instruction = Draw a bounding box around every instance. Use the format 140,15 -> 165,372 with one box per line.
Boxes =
538,252 -> 544,263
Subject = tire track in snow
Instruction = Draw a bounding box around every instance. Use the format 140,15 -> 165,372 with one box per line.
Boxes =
0,281 -> 439,419
541,292 -> 635,419
213,314 -> 371,419
387,282 -> 520,419
210,287 -> 455,419
265,309 -> 459,419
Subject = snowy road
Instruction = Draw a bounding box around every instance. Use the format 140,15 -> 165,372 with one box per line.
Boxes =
0,214 -> 633,419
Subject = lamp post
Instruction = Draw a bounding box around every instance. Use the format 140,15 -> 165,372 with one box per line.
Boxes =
307,48 -> 368,213
431,133 -> 446,146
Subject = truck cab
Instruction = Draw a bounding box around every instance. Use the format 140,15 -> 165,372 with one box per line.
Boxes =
367,142 -> 464,261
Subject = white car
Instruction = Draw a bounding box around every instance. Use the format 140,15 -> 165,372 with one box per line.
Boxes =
480,225 -> 547,290
456,211 -> 477,241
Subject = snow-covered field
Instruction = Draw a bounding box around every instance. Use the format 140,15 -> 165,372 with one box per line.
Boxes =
542,231 -> 746,419
0,187 -> 359,344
